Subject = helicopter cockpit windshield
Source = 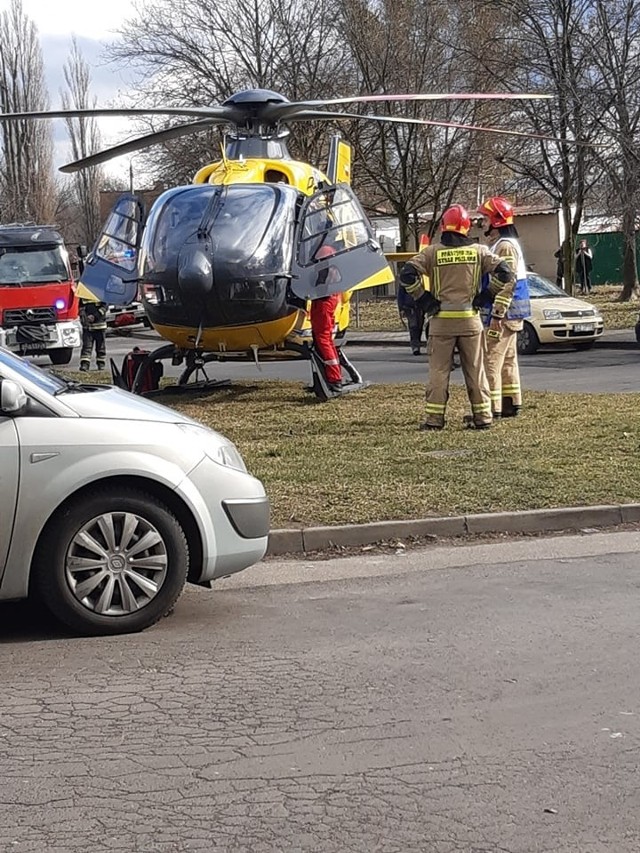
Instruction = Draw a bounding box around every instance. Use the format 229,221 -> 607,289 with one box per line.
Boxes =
139,183 -> 298,325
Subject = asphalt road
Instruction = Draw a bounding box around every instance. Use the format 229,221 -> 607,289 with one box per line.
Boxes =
38,327 -> 640,393
2,531 -> 640,852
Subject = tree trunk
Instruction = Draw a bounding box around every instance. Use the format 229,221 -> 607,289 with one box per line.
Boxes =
397,209 -> 410,251
619,208 -> 639,301
561,204 -> 575,296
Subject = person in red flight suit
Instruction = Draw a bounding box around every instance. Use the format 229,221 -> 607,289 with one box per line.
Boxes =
310,244 -> 343,391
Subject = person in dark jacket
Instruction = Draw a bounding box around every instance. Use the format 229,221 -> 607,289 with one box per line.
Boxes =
397,278 -> 427,355
575,240 -> 594,294
79,299 -> 108,371
554,247 -> 564,288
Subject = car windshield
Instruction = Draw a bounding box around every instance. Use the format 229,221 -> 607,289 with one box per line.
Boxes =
0,347 -> 66,394
527,273 -> 569,299
0,245 -> 69,285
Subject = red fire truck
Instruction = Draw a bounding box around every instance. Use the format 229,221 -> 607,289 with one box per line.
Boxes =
0,224 -> 82,364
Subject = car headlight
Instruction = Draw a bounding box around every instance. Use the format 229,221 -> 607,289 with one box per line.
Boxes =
177,423 -> 247,472
543,309 -> 563,319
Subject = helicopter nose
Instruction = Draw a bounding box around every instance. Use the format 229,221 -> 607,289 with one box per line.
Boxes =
178,246 -> 214,297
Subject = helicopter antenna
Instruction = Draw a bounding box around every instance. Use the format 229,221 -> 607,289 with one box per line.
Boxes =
220,133 -> 230,172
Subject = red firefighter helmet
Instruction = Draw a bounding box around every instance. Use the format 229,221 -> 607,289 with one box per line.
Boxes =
478,196 -> 515,228
440,204 -> 471,236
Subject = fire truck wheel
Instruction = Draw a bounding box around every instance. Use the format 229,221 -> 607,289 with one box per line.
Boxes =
49,347 -> 73,365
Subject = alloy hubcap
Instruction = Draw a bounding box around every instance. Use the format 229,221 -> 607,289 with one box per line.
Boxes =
65,512 -> 168,616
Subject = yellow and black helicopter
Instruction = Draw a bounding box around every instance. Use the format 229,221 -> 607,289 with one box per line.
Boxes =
0,88 -> 553,398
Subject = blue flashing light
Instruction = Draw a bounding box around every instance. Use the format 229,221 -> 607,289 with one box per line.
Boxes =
55,298 -> 66,310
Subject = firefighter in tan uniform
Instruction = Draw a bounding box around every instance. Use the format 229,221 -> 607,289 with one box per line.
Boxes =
399,204 -> 515,431
477,197 -> 531,418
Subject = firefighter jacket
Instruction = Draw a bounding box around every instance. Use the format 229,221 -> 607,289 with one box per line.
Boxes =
480,236 -> 531,328
402,240 -> 515,336
80,300 -> 108,331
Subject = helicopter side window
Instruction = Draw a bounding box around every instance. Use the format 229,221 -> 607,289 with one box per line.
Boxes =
299,186 -> 370,266
264,169 -> 289,184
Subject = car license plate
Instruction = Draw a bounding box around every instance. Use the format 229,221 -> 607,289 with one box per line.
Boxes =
574,323 -> 594,332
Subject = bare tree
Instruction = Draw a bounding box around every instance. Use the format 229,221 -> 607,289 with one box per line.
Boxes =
0,0 -> 56,223
585,0 -> 640,299
61,37 -> 104,244
339,0 -> 491,249
109,0 -> 351,183
461,0 -> 603,292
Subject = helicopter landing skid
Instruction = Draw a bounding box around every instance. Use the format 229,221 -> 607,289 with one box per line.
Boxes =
308,347 -> 369,402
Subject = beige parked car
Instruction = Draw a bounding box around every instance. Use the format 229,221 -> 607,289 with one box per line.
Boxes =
518,273 -> 604,354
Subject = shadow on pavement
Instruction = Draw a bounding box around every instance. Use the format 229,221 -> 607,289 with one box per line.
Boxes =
0,600 -> 72,644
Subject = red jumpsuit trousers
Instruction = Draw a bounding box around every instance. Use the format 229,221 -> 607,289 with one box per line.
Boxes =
310,295 -> 342,384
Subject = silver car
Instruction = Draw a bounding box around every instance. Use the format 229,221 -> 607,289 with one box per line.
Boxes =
0,347 -> 269,635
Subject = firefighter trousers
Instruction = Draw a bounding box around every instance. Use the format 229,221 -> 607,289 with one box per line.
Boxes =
485,326 -> 522,415
80,329 -> 106,368
425,332 -> 492,427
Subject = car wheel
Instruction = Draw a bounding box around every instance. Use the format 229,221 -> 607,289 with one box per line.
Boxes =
517,321 -> 539,355
32,487 -> 189,636
575,340 -> 595,351
49,347 -> 73,365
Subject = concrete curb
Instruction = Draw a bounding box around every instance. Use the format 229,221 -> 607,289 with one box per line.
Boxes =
267,504 -> 640,556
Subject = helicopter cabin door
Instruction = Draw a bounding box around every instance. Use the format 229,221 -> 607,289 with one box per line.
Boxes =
290,184 -> 393,301
78,194 -> 146,306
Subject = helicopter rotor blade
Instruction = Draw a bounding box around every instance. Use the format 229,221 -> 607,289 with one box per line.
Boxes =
270,92 -> 553,119
59,119 -> 222,173
0,106 -> 235,121
287,109 -> 590,145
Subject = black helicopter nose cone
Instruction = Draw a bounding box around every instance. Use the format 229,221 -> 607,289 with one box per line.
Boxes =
222,89 -> 290,107
178,246 -> 213,298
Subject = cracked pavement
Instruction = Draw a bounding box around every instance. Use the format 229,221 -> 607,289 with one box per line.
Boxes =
2,532 -> 640,852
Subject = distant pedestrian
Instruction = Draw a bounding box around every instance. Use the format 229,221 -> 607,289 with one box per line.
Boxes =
575,240 -> 594,294
554,247 -> 564,288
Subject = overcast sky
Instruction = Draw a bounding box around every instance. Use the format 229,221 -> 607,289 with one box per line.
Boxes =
0,0 -> 139,176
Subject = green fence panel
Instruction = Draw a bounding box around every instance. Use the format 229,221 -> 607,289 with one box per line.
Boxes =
576,231 -> 640,286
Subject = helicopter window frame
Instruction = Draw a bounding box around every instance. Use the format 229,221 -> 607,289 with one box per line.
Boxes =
298,186 -> 372,268
94,196 -> 144,273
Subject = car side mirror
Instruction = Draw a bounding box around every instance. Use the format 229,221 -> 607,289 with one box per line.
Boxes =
0,379 -> 28,414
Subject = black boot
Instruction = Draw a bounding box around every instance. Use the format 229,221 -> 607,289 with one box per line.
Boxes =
502,397 -> 521,418
419,421 -> 444,431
